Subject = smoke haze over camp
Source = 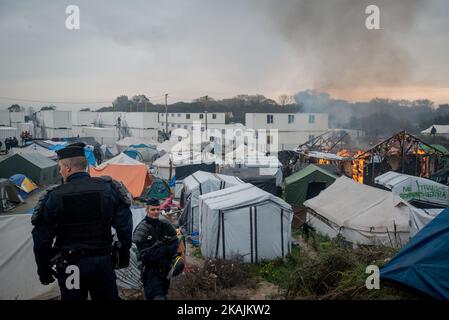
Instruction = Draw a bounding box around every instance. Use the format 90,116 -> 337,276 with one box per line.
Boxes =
0,0 -> 448,109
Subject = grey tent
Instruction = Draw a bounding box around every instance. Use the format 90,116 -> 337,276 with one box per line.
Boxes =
0,153 -> 59,186
199,183 -> 293,262
0,179 -> 23,212
180,171 -> 244,234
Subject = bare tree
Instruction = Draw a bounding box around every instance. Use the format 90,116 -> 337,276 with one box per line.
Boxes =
278,94 -> 293,106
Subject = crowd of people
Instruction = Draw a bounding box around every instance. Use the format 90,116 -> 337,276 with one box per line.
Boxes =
3,137 -> 19,153
20,130 -> 32,144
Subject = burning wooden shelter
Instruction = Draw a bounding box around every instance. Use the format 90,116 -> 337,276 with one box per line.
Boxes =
352,131 -> 444,185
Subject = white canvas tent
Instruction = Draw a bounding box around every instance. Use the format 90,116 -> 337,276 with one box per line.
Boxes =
375,171 -> 449,206
181,171 -> 244,234
152,150 -> 218,180
421,125 -> 449,136
198,183 -> 292,262
0,214 -> 59,300
304,176 -> 413,247
97,152 -> 143,168
409,207 -> 443,238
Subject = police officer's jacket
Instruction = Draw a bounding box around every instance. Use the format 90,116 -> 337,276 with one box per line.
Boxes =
31,172 -> 133,275
133,216 -> 178,271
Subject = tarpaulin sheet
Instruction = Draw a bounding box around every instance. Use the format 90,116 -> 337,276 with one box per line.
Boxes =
381,207 -> 449,299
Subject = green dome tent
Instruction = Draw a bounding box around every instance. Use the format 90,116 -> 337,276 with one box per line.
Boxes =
284,164 -> 337,206
145,177 -> 171,200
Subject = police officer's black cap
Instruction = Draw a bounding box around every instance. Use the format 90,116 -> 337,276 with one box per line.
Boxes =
145,198 -> 160,206
56,142 -> 86,160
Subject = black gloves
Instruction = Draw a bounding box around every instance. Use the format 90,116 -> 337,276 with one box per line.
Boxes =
112,247 -> 130,269
39,268 -> 56,285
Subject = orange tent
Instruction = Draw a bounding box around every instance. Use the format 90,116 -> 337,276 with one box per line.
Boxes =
89,164 -> 152,198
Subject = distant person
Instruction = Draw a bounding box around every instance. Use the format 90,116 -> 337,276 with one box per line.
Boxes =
430,126 -> 437,136
93,147 -> 103,165
12,137 -> 18,148
5,138 -> 10,153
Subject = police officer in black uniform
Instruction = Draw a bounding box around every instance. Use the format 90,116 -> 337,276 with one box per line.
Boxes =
133,198 -> 179,300
31,142 -> 133,300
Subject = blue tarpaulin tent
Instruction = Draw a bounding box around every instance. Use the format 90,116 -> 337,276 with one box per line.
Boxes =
124,149 -> 143,161
380,207 -> 449,299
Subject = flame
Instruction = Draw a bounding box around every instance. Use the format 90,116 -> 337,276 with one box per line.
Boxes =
352,150 -> 366,184
415,149 -> 425,155
337,149 -> 352,157
318,159 -> 331,165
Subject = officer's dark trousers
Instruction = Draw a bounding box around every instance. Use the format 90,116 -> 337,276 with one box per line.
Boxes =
143,270 -> 170,300
57,255 -> 120,300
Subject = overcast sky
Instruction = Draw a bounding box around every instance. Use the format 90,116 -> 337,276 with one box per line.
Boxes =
0,0 -> 448,110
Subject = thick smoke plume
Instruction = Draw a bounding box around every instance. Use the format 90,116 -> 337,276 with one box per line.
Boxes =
271,0 -> 426,91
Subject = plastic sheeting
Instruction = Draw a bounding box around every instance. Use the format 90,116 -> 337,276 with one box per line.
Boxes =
115,207 -> 147,290
0,214 -> 60,300
304,176 -> 413,247
181,171 -> 244,234
380,207 -> 449,299
198,183 -> 292,262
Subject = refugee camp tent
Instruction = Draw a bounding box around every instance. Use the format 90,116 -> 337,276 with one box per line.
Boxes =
0,214 -> 60,299
98,152 -> 143,167
0,179 -> 23,212
152,150 -> 216,181
303,176 -> 413,247
124,149 -> 144,161
375,171 -> 449,206
0,153 -> 59,186
152,153 -> 173,180
89,160 -> 151,198
9,174 -> 38,199
181,171 -> 244,234
116,137 -> 158,153
198,183 -> 293,262
421,125 -> 449,137
380,206 -> 449,299
409,207 -> 443,238
129,145 -> 157,161
145,177 -> 171,200
11,143 -> 57,159
220,167 -> 281,196
284,164 -> 337,206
